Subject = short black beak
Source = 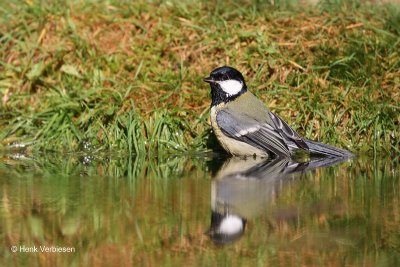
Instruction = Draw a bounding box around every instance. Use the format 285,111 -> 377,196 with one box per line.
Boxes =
203,76 -> 215,83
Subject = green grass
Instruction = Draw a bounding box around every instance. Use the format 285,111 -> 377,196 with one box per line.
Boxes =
0,0 -> 399,156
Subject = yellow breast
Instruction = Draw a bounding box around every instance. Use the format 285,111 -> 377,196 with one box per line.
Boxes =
210,105 -> 268,157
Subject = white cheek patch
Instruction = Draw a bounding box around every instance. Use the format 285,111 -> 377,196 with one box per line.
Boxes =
218,79 -> 243,96
218,215 -> 243,235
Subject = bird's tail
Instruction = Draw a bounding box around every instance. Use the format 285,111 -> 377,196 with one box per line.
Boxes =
305,139 -> 354,158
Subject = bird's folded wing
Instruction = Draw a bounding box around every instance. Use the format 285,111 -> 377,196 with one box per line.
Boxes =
268,111 -> 309,150
216,109 -> 290,157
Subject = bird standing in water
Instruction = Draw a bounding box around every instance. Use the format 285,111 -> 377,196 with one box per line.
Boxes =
204,66 -> 353,159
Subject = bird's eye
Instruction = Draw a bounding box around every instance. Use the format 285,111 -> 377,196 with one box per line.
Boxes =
223,74 -> 229,80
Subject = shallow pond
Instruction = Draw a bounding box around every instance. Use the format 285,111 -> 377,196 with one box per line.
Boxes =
0,151 -> 399,266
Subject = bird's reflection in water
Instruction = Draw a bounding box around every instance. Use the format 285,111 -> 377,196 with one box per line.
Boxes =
207,156 -> 351,245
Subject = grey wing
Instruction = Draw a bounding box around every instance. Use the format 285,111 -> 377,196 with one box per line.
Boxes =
268,111 -> 309,150
216,109 -> 291,157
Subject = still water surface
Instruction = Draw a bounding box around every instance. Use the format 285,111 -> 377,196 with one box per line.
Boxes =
0,151 -> 399,266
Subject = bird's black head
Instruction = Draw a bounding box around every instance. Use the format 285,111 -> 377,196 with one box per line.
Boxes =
204,66 -> 247,106
206,211 -> 247,245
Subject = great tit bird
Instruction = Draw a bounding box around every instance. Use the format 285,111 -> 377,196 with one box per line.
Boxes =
207,151 -> 350,244
204,66 -> 354,158
207,157 -> 298,245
